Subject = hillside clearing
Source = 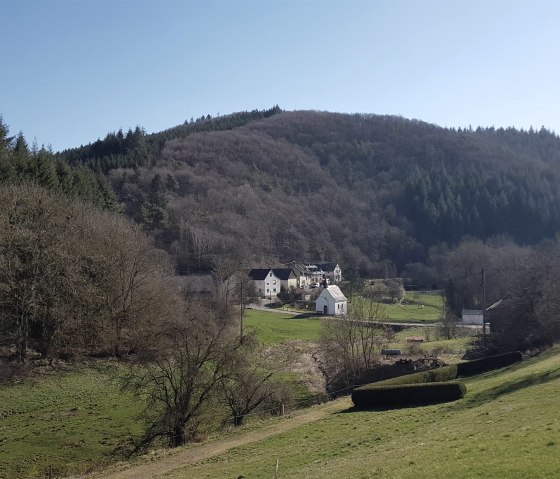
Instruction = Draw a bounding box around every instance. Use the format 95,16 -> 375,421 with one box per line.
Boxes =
85,347 -> 560,479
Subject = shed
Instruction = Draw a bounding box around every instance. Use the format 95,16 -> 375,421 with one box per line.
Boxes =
462,309 -> 484,325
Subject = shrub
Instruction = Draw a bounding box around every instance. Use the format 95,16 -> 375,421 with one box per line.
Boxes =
352,382 -> 466,409
457,351 -> 523,377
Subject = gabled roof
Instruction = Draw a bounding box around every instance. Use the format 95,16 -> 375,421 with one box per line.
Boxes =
322,285 -> 347,302
248,268 -> 271,280
272,268 -> 296,280
288,263 -> 311,275
316,262 -> 338,272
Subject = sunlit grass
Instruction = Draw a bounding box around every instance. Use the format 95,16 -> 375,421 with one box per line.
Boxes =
163,348 -> 560,479
352,292 -> 443,322
0,364 -> 142,478
243,309 -> 322,346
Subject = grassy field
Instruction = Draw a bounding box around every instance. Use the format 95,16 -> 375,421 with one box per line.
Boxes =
0,304 -> 468,478
244,309 -> 322,345
0,364 -> 142,479
369,292 -> 443,322
162,347 -> 560,479
390,325 -> 477,357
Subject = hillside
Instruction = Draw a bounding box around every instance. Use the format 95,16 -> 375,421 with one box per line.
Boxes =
59,109 -> 560,276
87,347 -> 560,479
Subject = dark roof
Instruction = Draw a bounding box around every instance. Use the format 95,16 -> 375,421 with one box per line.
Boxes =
248,268 -> 271,280
287,263 -> 311,275
316,262 -> 337,272
272,268 -> 296,280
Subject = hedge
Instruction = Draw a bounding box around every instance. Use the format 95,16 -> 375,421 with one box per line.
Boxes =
352,382 -> 466,409
378,364 -> 458,386
351,351 -> 523,410
457,351 -> 523,377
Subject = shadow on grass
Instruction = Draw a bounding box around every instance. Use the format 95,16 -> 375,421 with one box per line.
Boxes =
336,400 -> 460,414
448,367 -> 560,412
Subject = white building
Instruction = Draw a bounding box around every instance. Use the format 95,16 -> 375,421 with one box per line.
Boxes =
316,263 -> 342,283
248,269 -> 281,298
315,285 -> 348,316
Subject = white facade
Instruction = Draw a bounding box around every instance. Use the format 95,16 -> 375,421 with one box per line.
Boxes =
253,270 -> 282,298
315,285 -> 348,316
331,264 -> 342,283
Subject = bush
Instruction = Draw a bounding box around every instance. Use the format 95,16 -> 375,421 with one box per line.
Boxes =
457,351 -> 523,377
352,382 -> 466,409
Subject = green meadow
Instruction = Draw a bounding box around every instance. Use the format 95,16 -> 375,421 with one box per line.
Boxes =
0,304 -> 477,478
163,347 -> 560,479
368,292 -> 444,322
0,364 -> 142,479
243,309 -> 322,345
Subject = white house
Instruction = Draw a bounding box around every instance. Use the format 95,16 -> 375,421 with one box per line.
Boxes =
306,264 -> 326,285
462,309 -> 484,325
248,269 -> 281,298
316,263 -> 342,283
315,285 -> 348,316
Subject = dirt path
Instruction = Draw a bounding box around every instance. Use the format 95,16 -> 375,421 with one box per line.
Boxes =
82,399 -> 348,479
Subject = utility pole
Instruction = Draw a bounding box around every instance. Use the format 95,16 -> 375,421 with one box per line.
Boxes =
240,281 -> 244,343
481,268 -> 486,345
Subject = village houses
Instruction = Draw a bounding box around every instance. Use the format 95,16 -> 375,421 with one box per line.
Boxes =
248,262 -> 342,299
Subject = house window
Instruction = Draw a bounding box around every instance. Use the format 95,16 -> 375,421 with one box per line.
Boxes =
266,281 -> 269,286
258,288 -> 262,292
273,288 -> 276,293
266,289 -> 269,293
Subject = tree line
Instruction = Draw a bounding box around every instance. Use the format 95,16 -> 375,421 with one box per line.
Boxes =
0,117 -> 119,211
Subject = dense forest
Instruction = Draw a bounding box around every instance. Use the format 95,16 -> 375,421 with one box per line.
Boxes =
58,109 -> 560,279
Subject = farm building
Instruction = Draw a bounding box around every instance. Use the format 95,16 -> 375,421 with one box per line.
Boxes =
315,285 -> 347,316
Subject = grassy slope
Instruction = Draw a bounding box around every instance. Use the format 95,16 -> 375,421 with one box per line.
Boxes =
244,309 -> 322,345
0,365 -> 142,479
0,306 -> 470,478
163,348 -> 560,479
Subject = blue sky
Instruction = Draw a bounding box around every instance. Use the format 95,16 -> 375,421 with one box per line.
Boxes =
2,0 -> 560,151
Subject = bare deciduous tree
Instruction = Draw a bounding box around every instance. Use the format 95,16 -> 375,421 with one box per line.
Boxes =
321,297 -> 389,390
219,334 -> 284,426
122,301 -> 238,450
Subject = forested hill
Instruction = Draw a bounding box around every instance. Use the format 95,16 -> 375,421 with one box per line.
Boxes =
59,110 -> 560,276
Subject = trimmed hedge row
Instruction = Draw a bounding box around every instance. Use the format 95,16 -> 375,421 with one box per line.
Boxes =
352,351 -> 523,410
457,351 -> 523,377
377,364 -> 458,386
352,382 -> 466,409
